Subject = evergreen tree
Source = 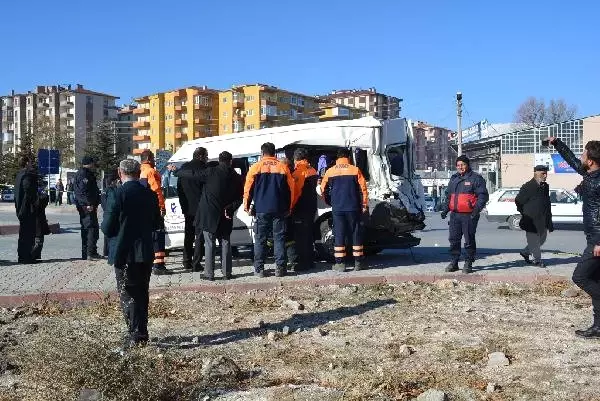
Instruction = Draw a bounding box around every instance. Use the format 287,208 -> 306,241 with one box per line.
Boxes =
85,121 -> 125,175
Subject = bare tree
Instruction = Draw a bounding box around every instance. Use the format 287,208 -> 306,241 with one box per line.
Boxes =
545,99 -> 577,125
514,97 -> 546,128
31,115 -> 74,168
515,97 -> 578,127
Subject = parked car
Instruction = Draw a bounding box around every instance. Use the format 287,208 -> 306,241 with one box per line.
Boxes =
1,188 -> 14,202
424,196 -> 435,212
483,187 -> 582,230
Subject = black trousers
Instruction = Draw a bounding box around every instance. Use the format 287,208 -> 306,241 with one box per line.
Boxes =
449,212 -> 479,262
77,207 -> 99,259
32,236 -> 44,260
254,213 -> 286,271
203,231 -> 232,278
572,242 -> 600,326
287,212 -> 315,270
184,215 -> 204,268
17,215 -> 36,262
115,264 -> 152,343
332,211 -> 364,264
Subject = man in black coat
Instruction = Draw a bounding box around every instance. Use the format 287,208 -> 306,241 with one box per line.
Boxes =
515,165 -> 553,268
548,137 -> 600,338
14,156 -> 39,264
101,159 -> 161,349
32,182 -> 50,260
176,147 -> 208,271
74,156 -> 101,260
173,151 -> 243,280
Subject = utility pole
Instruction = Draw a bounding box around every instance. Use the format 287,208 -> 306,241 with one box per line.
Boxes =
456,92 -> 463,156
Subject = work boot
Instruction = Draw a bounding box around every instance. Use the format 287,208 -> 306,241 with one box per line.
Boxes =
87,253 -> 103,261
519,251 -> 532,264
445,261 -> 459,272
152,264 -> 171,276
532,260 -> 546,268
275,266 -> 287,277
332,263 -> 346,272
575,325 -> 600,338
462,260 -> 473,274
354,259 -> 365,271
192,264 -> 204,273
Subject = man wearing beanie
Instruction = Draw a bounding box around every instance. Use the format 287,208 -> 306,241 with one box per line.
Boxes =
515,165 -> 553,268
74,155 -> 101,260
440,155 -> 489,273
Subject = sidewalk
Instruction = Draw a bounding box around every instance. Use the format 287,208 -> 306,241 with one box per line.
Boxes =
0,249 -> 578,307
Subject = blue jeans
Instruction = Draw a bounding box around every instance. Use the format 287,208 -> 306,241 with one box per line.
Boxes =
254,213 -> 286,272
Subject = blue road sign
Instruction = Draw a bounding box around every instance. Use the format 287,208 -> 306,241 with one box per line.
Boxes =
38,149 -> 60,174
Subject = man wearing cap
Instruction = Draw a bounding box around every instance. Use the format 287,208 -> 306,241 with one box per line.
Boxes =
515,165 -> 553,268
74,156 -> 101,260
440,155 -> 489,273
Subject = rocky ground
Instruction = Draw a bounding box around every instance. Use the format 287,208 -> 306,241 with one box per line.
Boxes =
0,279 -> 599,401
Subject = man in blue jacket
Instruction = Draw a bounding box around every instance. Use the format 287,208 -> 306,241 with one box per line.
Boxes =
441,155 -> 489,274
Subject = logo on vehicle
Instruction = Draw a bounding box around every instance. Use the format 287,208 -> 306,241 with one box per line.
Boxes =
171,202 -> 177,213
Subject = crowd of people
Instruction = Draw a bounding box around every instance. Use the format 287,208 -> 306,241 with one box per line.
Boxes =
11,136 -> 600,346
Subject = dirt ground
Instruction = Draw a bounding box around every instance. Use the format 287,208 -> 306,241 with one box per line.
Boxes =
0,279 -> 599,401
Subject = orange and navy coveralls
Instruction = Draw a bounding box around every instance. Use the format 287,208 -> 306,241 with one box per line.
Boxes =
243,156 -> 295,272
140,161 -> 167,269
287,159 -> 318,270
320,157 -> 368,264
441,169 -> 488,262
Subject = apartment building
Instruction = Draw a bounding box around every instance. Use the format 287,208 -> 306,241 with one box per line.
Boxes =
133,86 -> 219,154
116,105 -> 135,156
317,101 -> 366,121
322,88 -> 401,120
412,121 -> 455,171
218,84 -> 319,135
0,84 -> 119,164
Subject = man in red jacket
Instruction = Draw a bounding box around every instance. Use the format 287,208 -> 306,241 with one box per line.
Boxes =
440,155 -> 489,274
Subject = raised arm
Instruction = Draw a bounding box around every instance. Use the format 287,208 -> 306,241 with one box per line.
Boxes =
550,137 -> 584,175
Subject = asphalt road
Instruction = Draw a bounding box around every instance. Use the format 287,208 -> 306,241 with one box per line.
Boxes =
0,203 -> 587,262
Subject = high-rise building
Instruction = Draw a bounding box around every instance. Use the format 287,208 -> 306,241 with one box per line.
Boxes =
412,121 -> 455,171
218,84 -> 319,135
0,84 -> 119,165
132,86 -> 219,155
116,105 -> 136,156
321,88 -> 401,120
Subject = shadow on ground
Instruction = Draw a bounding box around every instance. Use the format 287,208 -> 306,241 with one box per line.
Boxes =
153,298 -> 396,349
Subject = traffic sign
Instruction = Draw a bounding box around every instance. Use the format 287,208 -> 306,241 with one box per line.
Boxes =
38,149 -> 60,174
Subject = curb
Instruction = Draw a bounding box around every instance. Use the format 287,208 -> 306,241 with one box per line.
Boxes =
0,272 -> 570,307
0,223 -> 60,236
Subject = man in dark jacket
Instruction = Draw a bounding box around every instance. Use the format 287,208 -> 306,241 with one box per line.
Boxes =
32,182 -> 50,260
101,159 -> 161,349
515,165 -> 553,268
14,156 -> 39,264
441,155 -> 489,274
74,156 -> 101,260
101,169 -> 121,258
288,148 -> 318,271
548,137 -> 600,338
174,151 -> 243,280
177,147 -> 208,271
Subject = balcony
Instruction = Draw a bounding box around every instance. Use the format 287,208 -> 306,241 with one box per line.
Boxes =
175,119 -> 186,126
133,121 -> 150,129
38,102 -> 50,108
194,117 -> 211,125
194,103 -> 211,110
175,133 -> 187,140
175,105 -> 186,112
60,100 -> 74,108
232,97 -> 244,108
1,116 -> 13,122
133,148 -> 146,155
133,107 -> 149,115
133,135 -> 151,142
60,112 -> 74,119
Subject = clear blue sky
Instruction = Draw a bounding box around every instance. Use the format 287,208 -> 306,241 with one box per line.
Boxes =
2,0 -> 598,128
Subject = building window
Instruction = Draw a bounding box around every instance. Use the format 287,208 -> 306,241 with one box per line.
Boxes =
298,98 -> 305,107
246,109 -> 254,116
222,124 -> 228,131
222,97 -> 228,103
290,96 -> 297,105
290,109 -> 298,120
27,98 -> 31,105
260,106 -> 266,116
223,111 -> 228,117
245,95 -> 255,102
195,95 -> 210,106
246,124 -> 255,130
233,120 -> 242,132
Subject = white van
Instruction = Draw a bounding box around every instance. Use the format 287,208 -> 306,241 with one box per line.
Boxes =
160,117 -> 426,260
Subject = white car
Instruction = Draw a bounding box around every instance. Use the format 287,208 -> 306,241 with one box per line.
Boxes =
424,196 -> 435,212
484,187 -> 582,230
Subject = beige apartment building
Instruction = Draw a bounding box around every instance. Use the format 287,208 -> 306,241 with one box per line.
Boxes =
321,88 -> 401,120
1,84 -> 119,164
412,121 -> 454,171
